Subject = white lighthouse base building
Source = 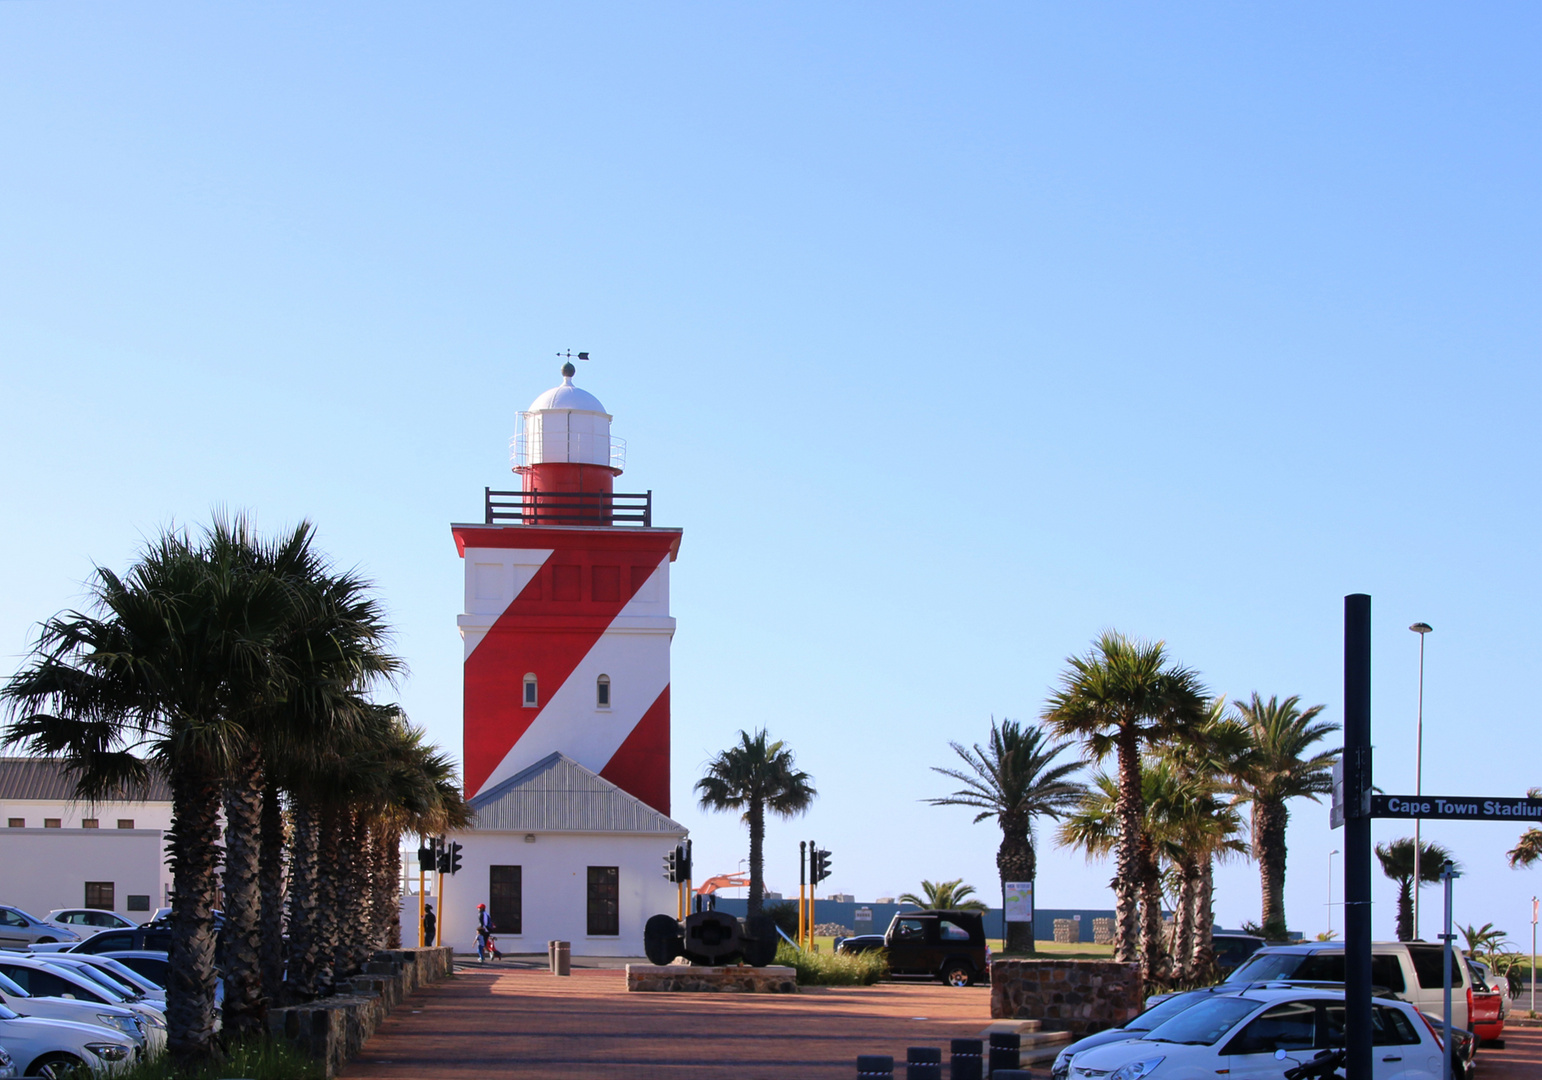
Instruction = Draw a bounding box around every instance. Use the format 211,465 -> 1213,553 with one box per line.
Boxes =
426,753 -> 686,957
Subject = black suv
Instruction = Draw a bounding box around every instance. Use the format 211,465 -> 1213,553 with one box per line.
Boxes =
837,909 -> 990,986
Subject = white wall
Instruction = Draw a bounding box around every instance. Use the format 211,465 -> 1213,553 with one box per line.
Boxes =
0,830 -> 166,920
406,830 -> 685,956
0,800 -> 174,913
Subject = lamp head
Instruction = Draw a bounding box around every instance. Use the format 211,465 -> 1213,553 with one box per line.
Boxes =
1410,622 -> 1433,634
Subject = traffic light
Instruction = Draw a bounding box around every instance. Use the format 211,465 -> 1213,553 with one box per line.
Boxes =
679,840 -> 692,881
448,842 -> 463,875
437,849 -> 450,874
663,846 -> 679,883
812,848 -> 832,884
417,844 -> 435,871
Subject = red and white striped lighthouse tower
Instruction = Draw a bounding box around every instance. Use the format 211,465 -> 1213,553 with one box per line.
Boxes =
451,363 -> 681,813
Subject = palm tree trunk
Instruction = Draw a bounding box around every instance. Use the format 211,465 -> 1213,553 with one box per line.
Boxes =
1255,799 -> 1289,939
747,801 -> 765,917
1396,877 -> 1413,941
1171,859 -> 1197,981
380,823 -> 403,949
221,741 -> 266,1038
1189,856 -> 1216,980
1113,727 -> 1143,965
1139,849 -> 1169,981
258,779 -> 288,1004
165,758 -> 223,1064
287,799 -> 322,1000
997,814 -> 1036,954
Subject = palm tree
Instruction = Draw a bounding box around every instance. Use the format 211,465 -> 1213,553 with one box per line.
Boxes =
927,718 -> 1083,954
1043,632 -> 1208,976
1507,788 -> 1542,869
898,878 -> 989,912
1375,838 -> 1456,941
1228,694 -> 1338,940
1,527 -> 294,1064
695,730 -> 816,916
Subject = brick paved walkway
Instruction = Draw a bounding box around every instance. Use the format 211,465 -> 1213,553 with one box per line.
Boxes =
1477,1024 -> 1542,1080
344,964 -> 992,1079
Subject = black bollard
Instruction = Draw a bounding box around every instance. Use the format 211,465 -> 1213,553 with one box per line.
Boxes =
858,1054 -> 896,1078
949,1038 -> 983,1080
987,1031 -> 1020,1074
991,1071 -> 1032,1080
907,1045 -> 943,1080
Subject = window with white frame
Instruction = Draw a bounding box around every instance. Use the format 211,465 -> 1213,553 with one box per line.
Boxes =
523,673 -> 538,708
596,674 -> 611,709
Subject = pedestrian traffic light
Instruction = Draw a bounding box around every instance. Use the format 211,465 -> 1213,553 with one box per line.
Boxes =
812,848 -> 832,884
448,842 -> 463,876
417,844 -> 435,870
663,846 -> 679,883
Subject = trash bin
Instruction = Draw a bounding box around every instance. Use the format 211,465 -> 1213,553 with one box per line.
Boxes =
554,940 -> 571,976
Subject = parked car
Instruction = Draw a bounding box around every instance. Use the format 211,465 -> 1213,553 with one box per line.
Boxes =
1464,956 -> 1506,1046
99,952 -> 223,1011
1067,986 -> 1455,1080
1053,985 -> 1242,1080
0,968 -> 147,1050
1221,942 -> 1473,1029
54,927 -> 171,956
43,911 -> 140,938
0,998 -> 135,1079
0,956 -> 166,1056
1211,931 -> 1267,975
0,908 -> 82,950
49,955 -> 164,1008
835,909 -> 990,986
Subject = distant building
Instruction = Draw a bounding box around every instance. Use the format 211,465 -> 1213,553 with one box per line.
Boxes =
0,758 -> 171,919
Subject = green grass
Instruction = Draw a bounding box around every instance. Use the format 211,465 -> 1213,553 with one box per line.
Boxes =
775,941 -> 889,986
85,1038 -> 324,1080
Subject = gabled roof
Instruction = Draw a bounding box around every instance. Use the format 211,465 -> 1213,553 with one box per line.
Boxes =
468,752 -> 685,834
0,757 -> 171,803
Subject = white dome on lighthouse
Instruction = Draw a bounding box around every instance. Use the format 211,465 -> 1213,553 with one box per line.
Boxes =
528,374 -> 609,417
513,364 -> 625,473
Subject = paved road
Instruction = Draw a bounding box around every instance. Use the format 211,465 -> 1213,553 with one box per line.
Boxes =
345,965 -> 992,1079
1477,1024 -> 1542,1080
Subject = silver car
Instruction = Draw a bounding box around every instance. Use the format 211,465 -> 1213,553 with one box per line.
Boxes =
0,909 -> 80,950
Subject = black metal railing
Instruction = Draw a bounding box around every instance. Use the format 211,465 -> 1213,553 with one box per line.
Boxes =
484,488 -> 653,527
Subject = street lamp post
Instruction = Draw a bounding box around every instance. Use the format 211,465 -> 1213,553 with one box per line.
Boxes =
1411,621 -> 1432,939
1328,849 -> 1340,938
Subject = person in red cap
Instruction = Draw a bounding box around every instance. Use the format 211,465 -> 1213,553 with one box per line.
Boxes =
475,903 -> 501,961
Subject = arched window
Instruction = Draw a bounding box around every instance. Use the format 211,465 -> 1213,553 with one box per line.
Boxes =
523,673 -> 538,708
596,674 -> 611,709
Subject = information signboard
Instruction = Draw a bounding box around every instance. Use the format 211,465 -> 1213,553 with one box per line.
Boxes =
1370,794 -> 1542,822
1004,882 -> 1033,923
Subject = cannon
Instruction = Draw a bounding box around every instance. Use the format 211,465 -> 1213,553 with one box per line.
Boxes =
644,910 -> 780,967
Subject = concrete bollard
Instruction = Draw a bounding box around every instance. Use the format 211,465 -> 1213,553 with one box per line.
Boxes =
548,940 -> 557,971
857,1053 -> 896,1077
554,940 -> 571,976
906,1045 -> 942,1080
987,1031 -> 1020,1075
949,1037 -> 983,1080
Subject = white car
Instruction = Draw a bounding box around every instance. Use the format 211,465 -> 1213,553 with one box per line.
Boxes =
49,955 -> 165,1007
43,911 -> 139,939
0,999 -> 134,1078
1068,987 -> 1447,1080
0,966 -> 148,1052
0,957 -> 165,1057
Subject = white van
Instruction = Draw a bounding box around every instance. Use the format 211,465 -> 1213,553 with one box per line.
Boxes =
1223,941 -> 1472,1028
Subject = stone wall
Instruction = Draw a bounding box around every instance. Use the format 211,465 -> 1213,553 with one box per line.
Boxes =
269,946 -> 454,1077
626,964 -> 797,994
990,959 -> 1142,1037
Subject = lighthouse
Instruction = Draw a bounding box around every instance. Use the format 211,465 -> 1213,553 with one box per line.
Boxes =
441,363 -> 687,956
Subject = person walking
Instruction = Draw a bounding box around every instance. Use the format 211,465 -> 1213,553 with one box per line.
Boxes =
421,903 -> 436,947
475,902 -> 502,961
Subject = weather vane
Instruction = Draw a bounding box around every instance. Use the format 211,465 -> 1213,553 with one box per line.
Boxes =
557,350 -> 590,361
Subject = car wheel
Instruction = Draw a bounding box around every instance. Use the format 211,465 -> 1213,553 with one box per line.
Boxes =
30,1052 -> 85,1079
35,936 -> 56,944
941,961 -> 974,987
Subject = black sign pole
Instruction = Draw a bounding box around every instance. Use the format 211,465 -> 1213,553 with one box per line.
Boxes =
1344,594 -> 1373,1080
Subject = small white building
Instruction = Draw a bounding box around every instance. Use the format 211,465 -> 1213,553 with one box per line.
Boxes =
0,758 -> 172,920
423,752 -> 686,957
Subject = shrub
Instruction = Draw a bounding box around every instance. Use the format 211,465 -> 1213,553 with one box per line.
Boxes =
102,1038 -> 324,1080
775,941 -> 888,986
766,900 -> 800,940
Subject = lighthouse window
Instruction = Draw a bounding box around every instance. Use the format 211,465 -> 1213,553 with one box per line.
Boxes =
523,674 -> 538,708
596,675 -> 611,709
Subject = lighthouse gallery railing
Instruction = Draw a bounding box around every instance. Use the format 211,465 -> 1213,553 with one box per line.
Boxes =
484,488 -> 653,527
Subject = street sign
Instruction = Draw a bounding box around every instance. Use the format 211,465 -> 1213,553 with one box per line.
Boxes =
1370,794 -> 1542,822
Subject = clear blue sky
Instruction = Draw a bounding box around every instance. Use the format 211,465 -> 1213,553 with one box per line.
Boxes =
3,3 -> 1538,939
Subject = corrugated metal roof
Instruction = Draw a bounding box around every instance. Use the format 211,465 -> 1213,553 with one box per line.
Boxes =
0,757 -> 171,803
468,753 -> 685,834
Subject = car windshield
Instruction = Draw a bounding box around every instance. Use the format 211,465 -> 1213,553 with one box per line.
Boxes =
1227,951 -> 1311,983
94,958 -> 158,992
0,1001 -> 16,1020
5,907 -> 43,924
54,962 -> 136,1000
1128,993 -> 1214,1031
1144,997 -> 1261,1045
0,970 -> 30,998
